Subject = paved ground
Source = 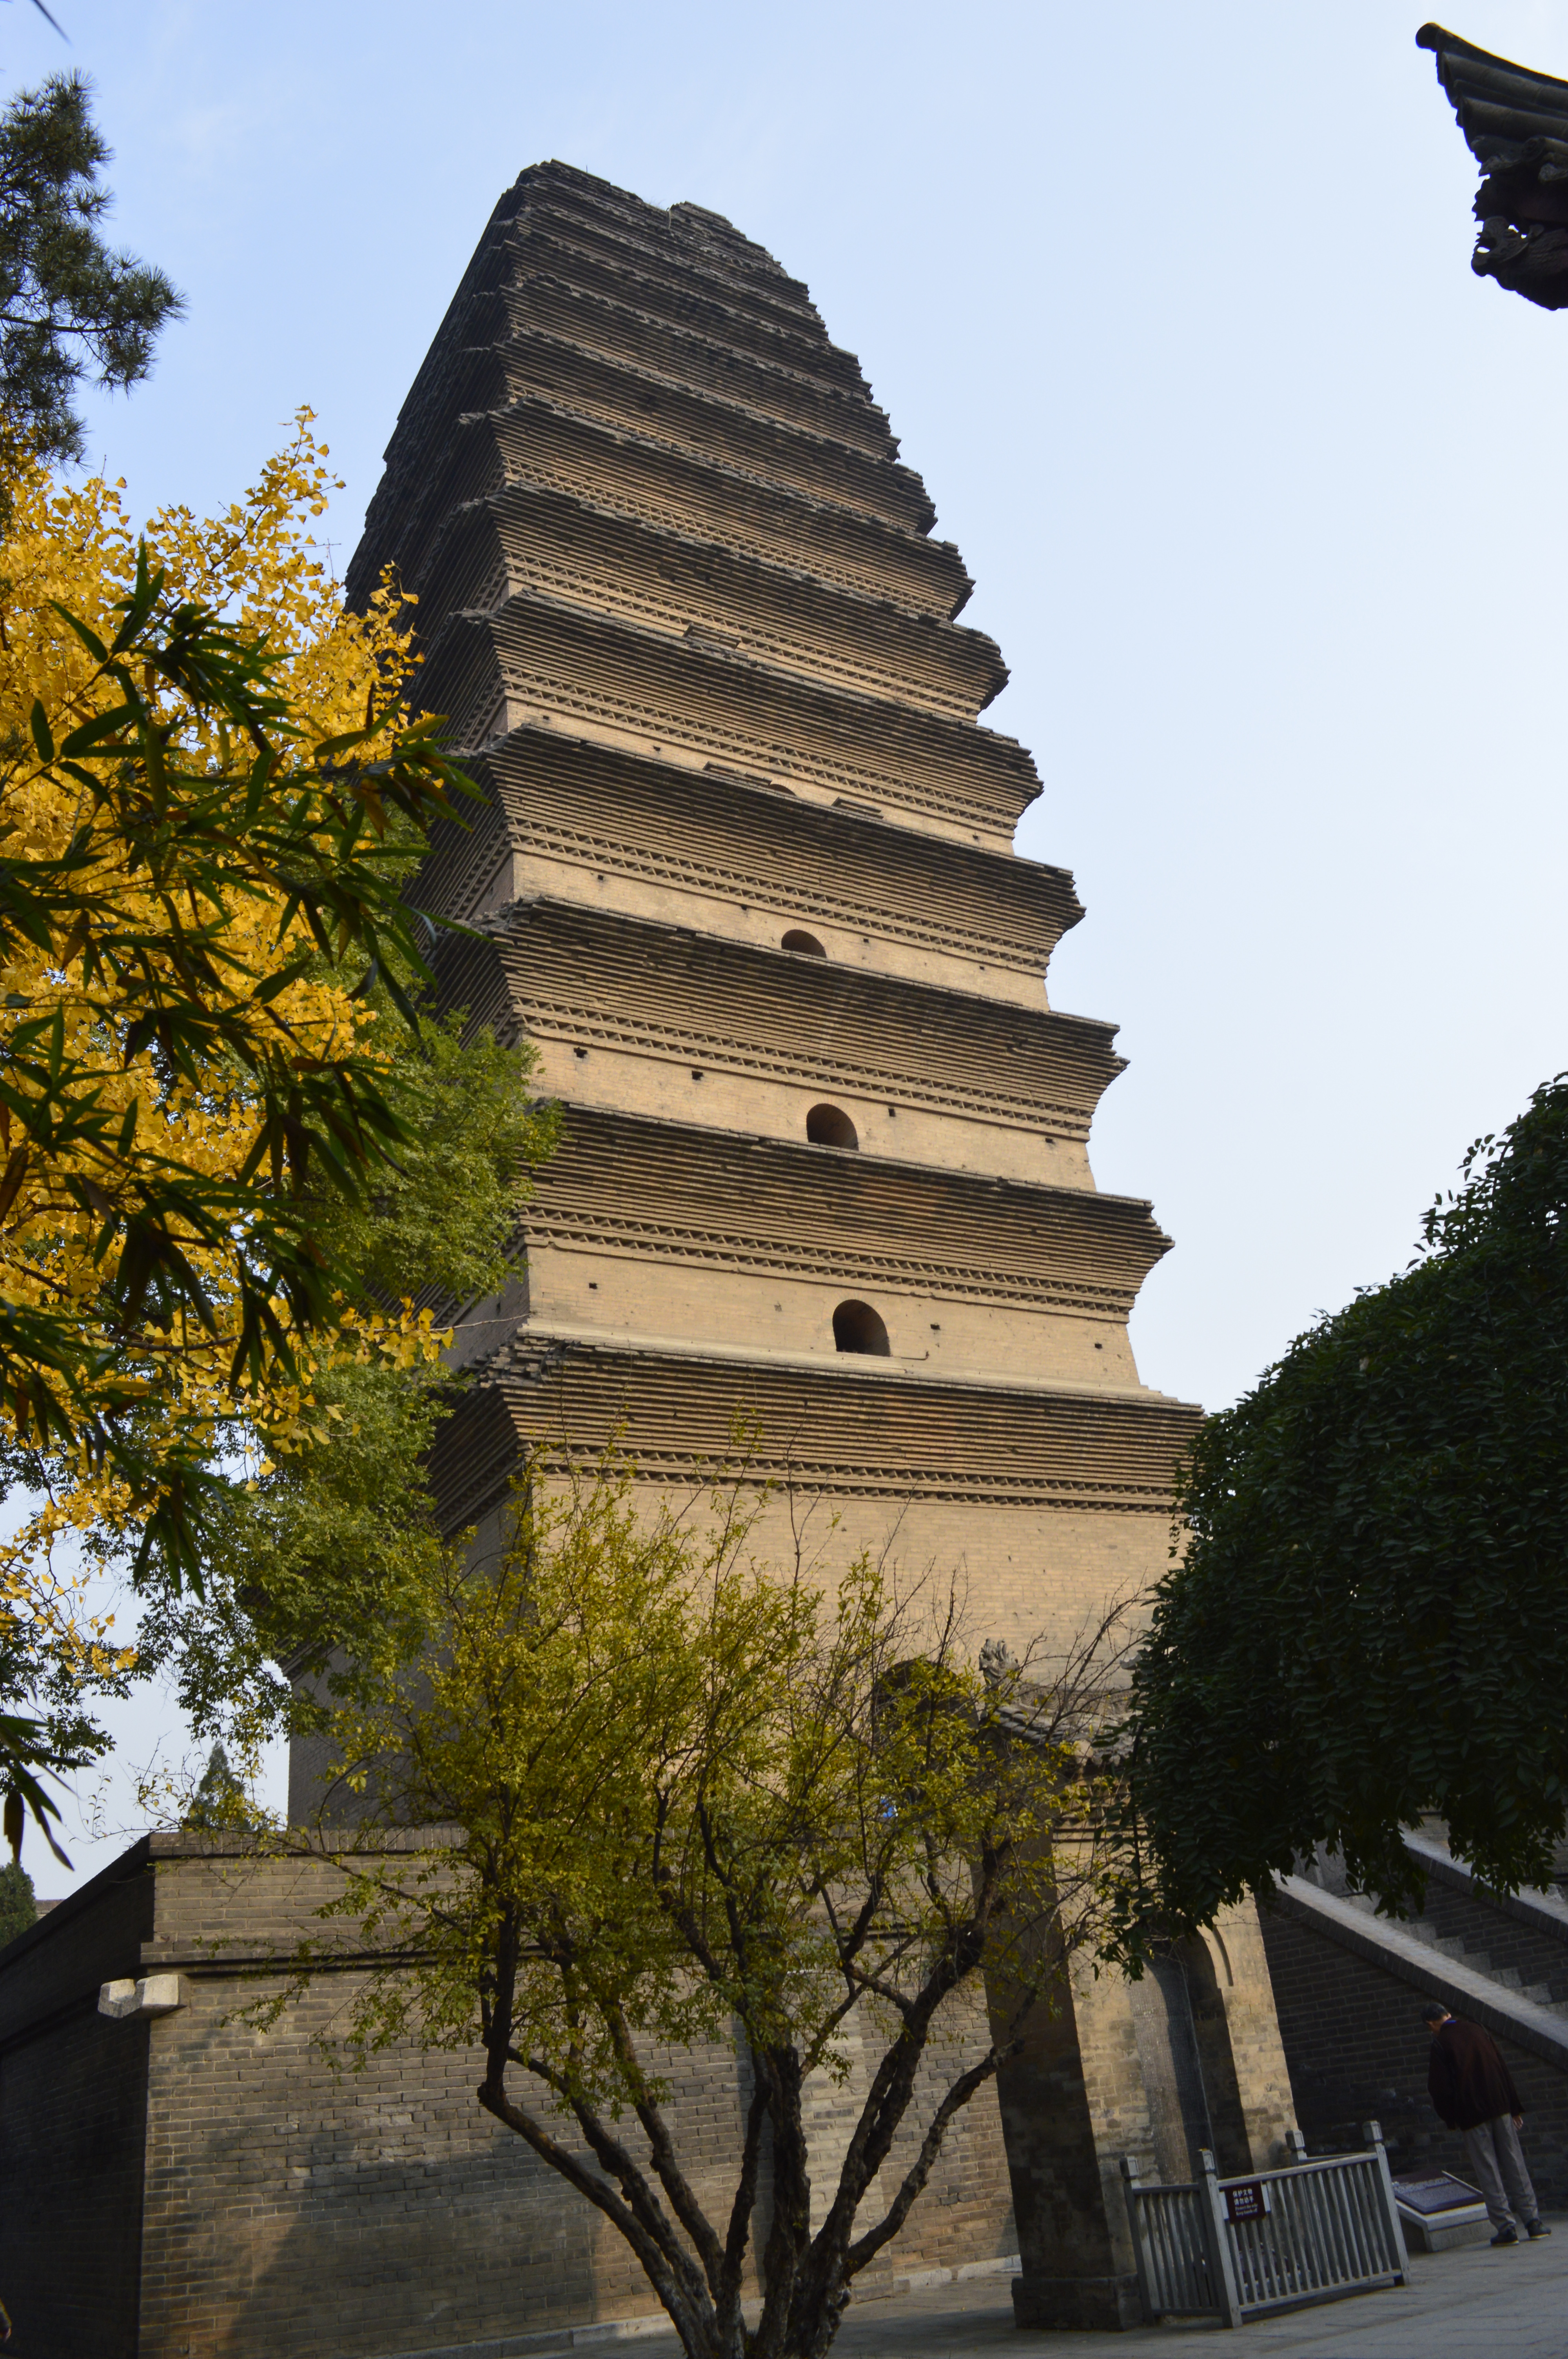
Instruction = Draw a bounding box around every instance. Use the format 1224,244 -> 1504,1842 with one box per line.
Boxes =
524,2222 -> 1567,2356
820,2218 -> 1568,2357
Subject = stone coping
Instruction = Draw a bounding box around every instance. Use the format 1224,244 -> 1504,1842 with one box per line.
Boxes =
484,1321 -> 1190,1409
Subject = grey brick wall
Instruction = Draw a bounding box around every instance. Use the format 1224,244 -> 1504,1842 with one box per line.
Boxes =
0,1841 -> 156,2358
3,1834 -> 1016,2359
1416,1874 -> 1568,2008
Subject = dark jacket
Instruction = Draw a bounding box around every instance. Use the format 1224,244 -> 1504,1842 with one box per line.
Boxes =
1428,2016 -> 1523,2132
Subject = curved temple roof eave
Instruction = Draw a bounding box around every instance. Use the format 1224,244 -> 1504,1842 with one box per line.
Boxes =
1418,21 -> 1568,307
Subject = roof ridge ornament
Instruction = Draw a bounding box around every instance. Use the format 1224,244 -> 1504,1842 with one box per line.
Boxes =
1418,22 -> 1568,305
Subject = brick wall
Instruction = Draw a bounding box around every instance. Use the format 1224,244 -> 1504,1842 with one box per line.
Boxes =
0,1842 -> 156,2358
1258,1900 -> 1568,2202
998,1900 -> 1295,2333
8,1833 -> 1015,2359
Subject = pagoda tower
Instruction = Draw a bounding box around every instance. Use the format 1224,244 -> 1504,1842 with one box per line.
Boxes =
338,162 -> 1298,2332
0,167 -> 1310,2359
347,166 -> 1196,1643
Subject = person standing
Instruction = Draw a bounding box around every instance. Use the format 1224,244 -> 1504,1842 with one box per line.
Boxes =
1421,2001 -> 1551,2245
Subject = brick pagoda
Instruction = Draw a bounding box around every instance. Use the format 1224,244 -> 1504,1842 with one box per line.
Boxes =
0,164 -> 1299,2357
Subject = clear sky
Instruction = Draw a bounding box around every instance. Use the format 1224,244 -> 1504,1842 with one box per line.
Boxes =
12,0 -> 1568,1882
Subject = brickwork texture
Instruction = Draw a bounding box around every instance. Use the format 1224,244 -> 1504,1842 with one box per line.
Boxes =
1,1836 -> 1017,2359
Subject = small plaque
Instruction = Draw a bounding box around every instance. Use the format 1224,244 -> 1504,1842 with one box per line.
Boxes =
1391,2172 -> 1483,2217
1224,2180 -> 1272,2223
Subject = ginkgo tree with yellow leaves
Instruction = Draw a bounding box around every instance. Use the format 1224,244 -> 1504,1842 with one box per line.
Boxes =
0,414 -> 548,1854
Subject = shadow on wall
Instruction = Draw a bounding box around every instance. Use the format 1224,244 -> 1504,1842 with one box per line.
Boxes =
233,2136 -> 607,2359
228,2021 -> 1015,2355
0,1846 -> 156,2359
0,2004 -> 150,2358
1128,1939 -> 1252,2184
1181,1935 -> 1254,2176
145,1963 -> 768,2359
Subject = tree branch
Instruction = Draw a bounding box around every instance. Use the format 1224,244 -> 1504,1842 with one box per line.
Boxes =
811,1923 -> 984,2270
842,2046 -> 1004,2278
750,2042 -> 812,2359
720,2070 -> 771,2314
604,2000 -> 728,2298
508,2048 -> 716,2333
477,2074 -> 697,2331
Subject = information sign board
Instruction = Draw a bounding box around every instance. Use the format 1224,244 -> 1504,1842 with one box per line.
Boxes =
1391,2172 -> 1484,2217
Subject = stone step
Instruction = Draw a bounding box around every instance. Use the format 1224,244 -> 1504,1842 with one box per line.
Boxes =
1329,1882 -> 1568,2022
1275,1877 -> 1568,2073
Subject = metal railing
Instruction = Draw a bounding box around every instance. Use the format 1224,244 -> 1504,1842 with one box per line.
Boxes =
1121,2122 -> 1409,2327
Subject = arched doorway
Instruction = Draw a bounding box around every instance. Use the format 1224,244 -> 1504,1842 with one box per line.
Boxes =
1127,1938 -> 1251,2181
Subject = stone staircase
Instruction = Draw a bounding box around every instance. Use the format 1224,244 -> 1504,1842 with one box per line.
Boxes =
1262,1831 -> 1568,2201
1277,1831 -> 1568,2074
1321,1840 -> 1568,2025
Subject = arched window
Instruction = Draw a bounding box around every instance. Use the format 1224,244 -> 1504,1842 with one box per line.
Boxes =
806,1104 -> 858,1150
833,1300 -> 890,1356
781,929 -> 826,957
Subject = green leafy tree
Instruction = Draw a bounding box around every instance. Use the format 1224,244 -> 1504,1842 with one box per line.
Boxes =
182,1740 -> 248,1829
1124,1074 -> 1568,1929
0,1549 -> 136,1860
0,420 -> 509,1861
0,69 -> 182,464
269,1465 -> 1135,2359
144,1008 -> 554,1762
0,1853 -> 35,1946
0,61 -> 538,1868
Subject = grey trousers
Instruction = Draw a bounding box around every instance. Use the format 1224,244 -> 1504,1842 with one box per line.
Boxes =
1463,2114 -> 1539,2232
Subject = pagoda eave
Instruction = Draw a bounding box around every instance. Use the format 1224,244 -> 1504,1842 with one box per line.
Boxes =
417,599 -> 1038,841
408,481 -> 1007,722
436,897 -> 1125,1145
413,730 -> 1077,989
351,402 -> 966,622
429,1331 -> 1202,1535
1419,22 -> 1568,304
519,1103 -> 1173,1319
